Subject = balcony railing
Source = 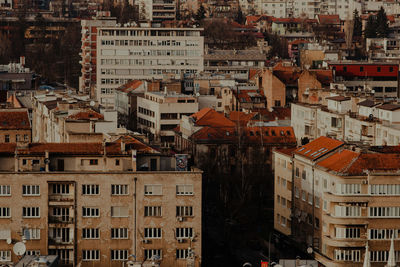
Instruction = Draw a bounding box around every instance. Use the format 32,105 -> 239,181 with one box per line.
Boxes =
48,216 -> 74,224
49,195 -> 74,202
48,238 -> 74,245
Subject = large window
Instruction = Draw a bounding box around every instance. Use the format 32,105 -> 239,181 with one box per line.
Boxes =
111,228 -> 128,239
176,206 -> 193,217
52,184 -> 69,195
369,207 -> 400,217
144,185 -> 162,195
22,207 -> 40,218
144,228 -> 162,239
144,249 -> 162,260
176,228 -> 193,239
111,207 -> 128,217
111,250 -> 128,261
22,185 -> 40,196
335,205 -> 361,217
82,185 -> 99,195
370,251 -> 400,262
82,250 -> 100,261
336,184 -> 361,195
23,228 -> 41,240
0,251 -> 11,261
369,229 -> 400,240
335,227 -> 360,239
111,185 -> 129,195
145,206 -> 162,217
176,185 -> 193,195
176,249 -> 192,259
334,249 -> 360,262
82,207 -> 100,218
82,228 -> 99,239
0,185 -> 10,196
370,184 -> 400,195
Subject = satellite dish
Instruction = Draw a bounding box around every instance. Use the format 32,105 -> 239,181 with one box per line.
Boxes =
90,101 -> 95,107
6,238 -> 11,245
13,242 -> 26,256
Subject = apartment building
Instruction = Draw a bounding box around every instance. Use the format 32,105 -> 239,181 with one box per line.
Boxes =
274,136 -> 400,266
137,91 -> 198,144
79,14 -> 117,96
136,0 -> 176,21
96,26 -> 204,108
0,141 -> 202,267
0,109 -> 31,143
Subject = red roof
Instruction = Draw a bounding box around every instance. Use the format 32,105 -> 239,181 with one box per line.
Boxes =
229,111 -> 257,125
246,15 -> 261,25
67,109 -> 104,120
294,136 -> 344,160
275,147 -> 297,156
317,14 -> 340,25
191,108 -> 236,127
309,69 -> 333,85
318,150 -> 400,176
289,39 -> 309,45
272,17 -> 302,24
249,68 -> 260,80
117,80 -> 143,93
0,110 -> 30,130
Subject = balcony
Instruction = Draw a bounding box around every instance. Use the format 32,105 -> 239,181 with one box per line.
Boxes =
48,237 -> 74,246
322,235 -> 366,247
48,216 -> 74,224
323,192 -> 370,203
49,195 -> 74,206
322,214 -> 368,225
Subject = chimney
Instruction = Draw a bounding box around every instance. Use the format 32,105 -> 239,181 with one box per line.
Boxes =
121,140 -> 125,153
131,150 -> 137,171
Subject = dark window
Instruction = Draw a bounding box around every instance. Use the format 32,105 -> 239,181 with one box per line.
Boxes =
89,159 -> 98,165
274,100 -> 281,107
4,135 -> 9,143
389,67 -> 394,72
343,66 -> 347,72
115,159 -> 120,166
377,67 -> 381,72
23,159 -> 27,165
360,66 -> 364,72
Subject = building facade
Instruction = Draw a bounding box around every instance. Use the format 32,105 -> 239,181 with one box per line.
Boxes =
96,26 -> 204,108
0,142 -> 202,267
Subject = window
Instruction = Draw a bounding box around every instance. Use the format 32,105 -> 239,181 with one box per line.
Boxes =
377,67 -> 381,72
111,250 -> 128,261
176,185 -> 194,195
82,184 -> 99,195
295,167 -> 299,177
337,184 -> 361,195
176,228 -> 193,239
389,67 -> 394,72
24,135 -> 28,141
369,229 -> 400,240
89,159 -> 98,165
115,159 -> 120,166
176,249 -> 192,259
22,207 -> 40,218
295,187 -> 299,198
82,228 -> 99,239
145,206 -> 162,217
360,66 -> 364,72
315,218 -> 319,229
176,206 -> 193,217
16,135 -> 20,142
52,184 -> 69,195
336,227 -> 360,239
4,135 -> 9,143
370,184 -> 400,195
144,185 -> 162,195
144,228 -> 162,239
111,228 -> 128,239
334,249 -> 360,262
82,250 -> 100,261
302,191 -> 306,201
22,185 -> 40,196
315,197 -> 320,208
144,249 -> 162,260
111,206 -> 128,217
0,251 -> 11,261
369,207 -> 400,217
335,205 -> 361,217
23,228 -> 40,240
0,185 -> 10,196
82,207 -> 100,217
323,200 -> 328,211
26,250 -> 40,256
308,193 -> 313,205
111,185 -> 129,195
302,170 -> 306,180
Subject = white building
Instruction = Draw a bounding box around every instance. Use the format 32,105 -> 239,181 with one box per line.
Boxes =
260,0 -> 287,17
96,26 -> 204,108
137,92 -> 199,144
287,0 -> 361,19
0,0 -> 11,9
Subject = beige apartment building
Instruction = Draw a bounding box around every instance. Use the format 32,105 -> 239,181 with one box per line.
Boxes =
0,141 -> 202,267
274,136 -> 400,266
96,26 -> 204,108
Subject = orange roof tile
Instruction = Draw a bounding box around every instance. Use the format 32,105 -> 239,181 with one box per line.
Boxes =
0,110 -> 30,130
275,147 -> 297,156
229,111 -> 257,125
67,109 -> 104,120
6,95 -> 22,108
191,108 -> 236,127
116,80 -> 144,93
318,150 -> 400,176
246,15 -> 261,25
294,136 -> 344,160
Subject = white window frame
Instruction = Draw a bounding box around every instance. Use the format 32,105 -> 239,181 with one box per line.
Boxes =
111,228 -> 128,239
0,251 -> 11,261
176,228 -> 193,239
144,185 -> 162,196
82,207 -> 100,218
144,206 -> 162,217
82,228 -> 100,239
111,250 -> 128,261
26,250 -> 40,256
22,185 -> 40,196
176,184 -> 194,195
176,206 -> 193,217
111,184 -> 129,195
144,249 -> 162,260
176,249 -> 191,259
22,207 -> 40,218
23,228 -> 41,240
144,228 -> 162,239
82,250 -> 100,261
82,184 -> 99,195
0,185 -> 10,196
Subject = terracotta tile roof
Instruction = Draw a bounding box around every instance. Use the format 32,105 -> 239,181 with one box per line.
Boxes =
252,107 -> 291,121
377,104 -> 400,111
289,39 -> 309,45
317,14 -> 340,24
0,140 -> 157,155
233,90 -> 265,103
294,136 -> 344,160
273,63 -> 301,85
246,15 -> 261,25
114,135 -> 158,154
0,110 -> 30,130
67,109 -> 104,120
318,150 -> 400,176
191,108 -> 236,127
326,96 -> 351,102
272,17 -> 302,24
311,69 -> 333,85
229,111 -> 257,125
369,145 -> 400,154
275,147 -> 297,156
249,68 -> 261,80
116,80 -> 143,94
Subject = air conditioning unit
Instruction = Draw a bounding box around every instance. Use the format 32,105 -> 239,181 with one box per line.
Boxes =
177,216 -> 184,222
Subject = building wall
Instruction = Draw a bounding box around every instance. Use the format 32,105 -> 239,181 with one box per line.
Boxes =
0,171 -> 202,266
298,71 -> 323,103
0,129 -> 31,143
96,27 -> 204,108
258,69 -> 286,109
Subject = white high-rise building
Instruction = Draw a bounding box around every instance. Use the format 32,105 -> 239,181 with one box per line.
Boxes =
96,26 -> 204,108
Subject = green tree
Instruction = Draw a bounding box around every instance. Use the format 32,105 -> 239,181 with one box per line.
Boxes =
235,6 -> 245,24
365,15 -> 377,38
195,5 -> 206,22
376,6 -> 389,37
353,9 -> 362,37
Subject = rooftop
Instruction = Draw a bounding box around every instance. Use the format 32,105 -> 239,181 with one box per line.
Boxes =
67,109 -> 104,121
326,96 -> 351,102
377,104 -> 400,111
358,99 -> 380,108
0,110 -> 30,130
294,136 -> 344,160
191,108 -> 236,127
